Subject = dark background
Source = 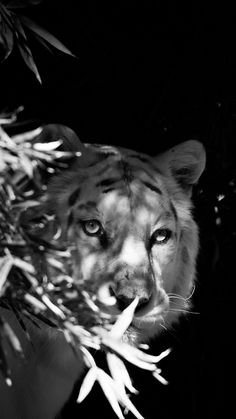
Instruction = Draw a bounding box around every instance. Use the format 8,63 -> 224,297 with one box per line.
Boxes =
1,1 -> 235,418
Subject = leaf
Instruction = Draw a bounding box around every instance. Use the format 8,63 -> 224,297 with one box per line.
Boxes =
116,390 -> 144,419
107,352 -> 138,395
12,17 -> 42,82
41,295 -> 66,319
13,256 -> 35,274
104,338 -> 157,371
152,369 -> 169,385
1,319 -> 24,358
19,151 -> 34,177
77,367 -> 97,403
0,255 -> 13,294
30,31 -> 54,54
0,336 -> 12,386
109,296 -> 139,339
24,293 -> 47,311
12,127 -> 42,143
17,41 -> 42,83
0,19 -> 14,61
5,0 -> 43,8
33,140 -> 62,151
20,15 -> 75,57
97,369 -> 125,419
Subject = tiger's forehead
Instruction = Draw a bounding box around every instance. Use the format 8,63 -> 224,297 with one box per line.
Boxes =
75,177 -> 173,228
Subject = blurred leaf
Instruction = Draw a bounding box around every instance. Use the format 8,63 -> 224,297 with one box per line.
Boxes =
152,369 -> 169,385
24,293 -> 47,311
0,20 -> 14,61
0,255 -> 13,294
107,352 -> 138,395
13,256 -> 35,274
12,127 -> 42,143
33,140 -> 62,151
12,16 -> 42,83
5,0 -> 43,8
17,41 -> 41,82
20,15 -> 75,57
0,318 -> 24,358
0,335 -> 12,386
29,30 -> 54,54
97,369 -> 125,419
109,297 -> 139,340
19,151 -> 34,177
77,367 -> 97,403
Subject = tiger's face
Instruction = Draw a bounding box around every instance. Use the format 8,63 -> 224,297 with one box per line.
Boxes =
46,136 -> 206,343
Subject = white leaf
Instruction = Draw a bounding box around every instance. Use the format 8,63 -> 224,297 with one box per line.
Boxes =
19,152 -> 34,177
77,367 -> 97,403
33,140 -> 62,151
117,391 -> 144,419
104,357 -> 143,419
97,369 -> 125,419
0,255 -> 13,294
13,257 -> 35,274
109,296 -> 139,339
41,295 -> 66,319
107,352 -> 138,395
103,338 -> 156,371
24,293 -> 47,311
152,369 -> 169,385
12,127 -> 42,143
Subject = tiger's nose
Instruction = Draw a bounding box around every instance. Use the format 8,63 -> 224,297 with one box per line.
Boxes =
116,293 -> 151,312
110,281 -> 152,312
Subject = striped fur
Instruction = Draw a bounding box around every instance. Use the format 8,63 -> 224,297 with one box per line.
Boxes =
47,140 -> 206,342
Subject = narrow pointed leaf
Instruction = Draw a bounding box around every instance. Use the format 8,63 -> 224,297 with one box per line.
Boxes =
109,296 -> 139,339
107,352 -> 138,394
0,20 -> 14,60
12,127 -> 42,143
33,140 -> 62,151
17,42 -> 42,83
77,367 -> 97,403
19,152 -> 34,177
103,338 -> 156,371
30,31 -> 54,53
0,255 -> 13,293
152,370 -> 169,385
6,0 -> 43,8
97,369 -> 125,419
20,16 -> 75,57
117,391 -> 144,419
0,338 -> 12,385
13,257 -> 35,274
1,320 -> 24,358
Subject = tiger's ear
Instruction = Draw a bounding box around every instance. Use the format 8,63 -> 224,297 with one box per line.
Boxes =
34,124 -> 97,167
155,140 -> 206,192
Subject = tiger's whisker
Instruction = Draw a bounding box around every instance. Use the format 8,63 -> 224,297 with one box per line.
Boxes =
168,308 -> 200,315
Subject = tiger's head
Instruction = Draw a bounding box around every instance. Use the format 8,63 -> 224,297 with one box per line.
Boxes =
43,126 -> 206,343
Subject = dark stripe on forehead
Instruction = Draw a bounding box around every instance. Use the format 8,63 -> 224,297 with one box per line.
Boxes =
96,178 -> 121,187
131,163 -> 160,184
170,201 -> 178,221
102,187 -> 116,194
142,181 -> 162,195
68,187 -> 81,206
77,201 -> 97,210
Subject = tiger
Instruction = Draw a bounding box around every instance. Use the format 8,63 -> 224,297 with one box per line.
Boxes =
0,124 -> 206,419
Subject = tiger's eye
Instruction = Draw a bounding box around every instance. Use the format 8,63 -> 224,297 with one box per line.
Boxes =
82,219 -> 102,236
151,228 -> 172,245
